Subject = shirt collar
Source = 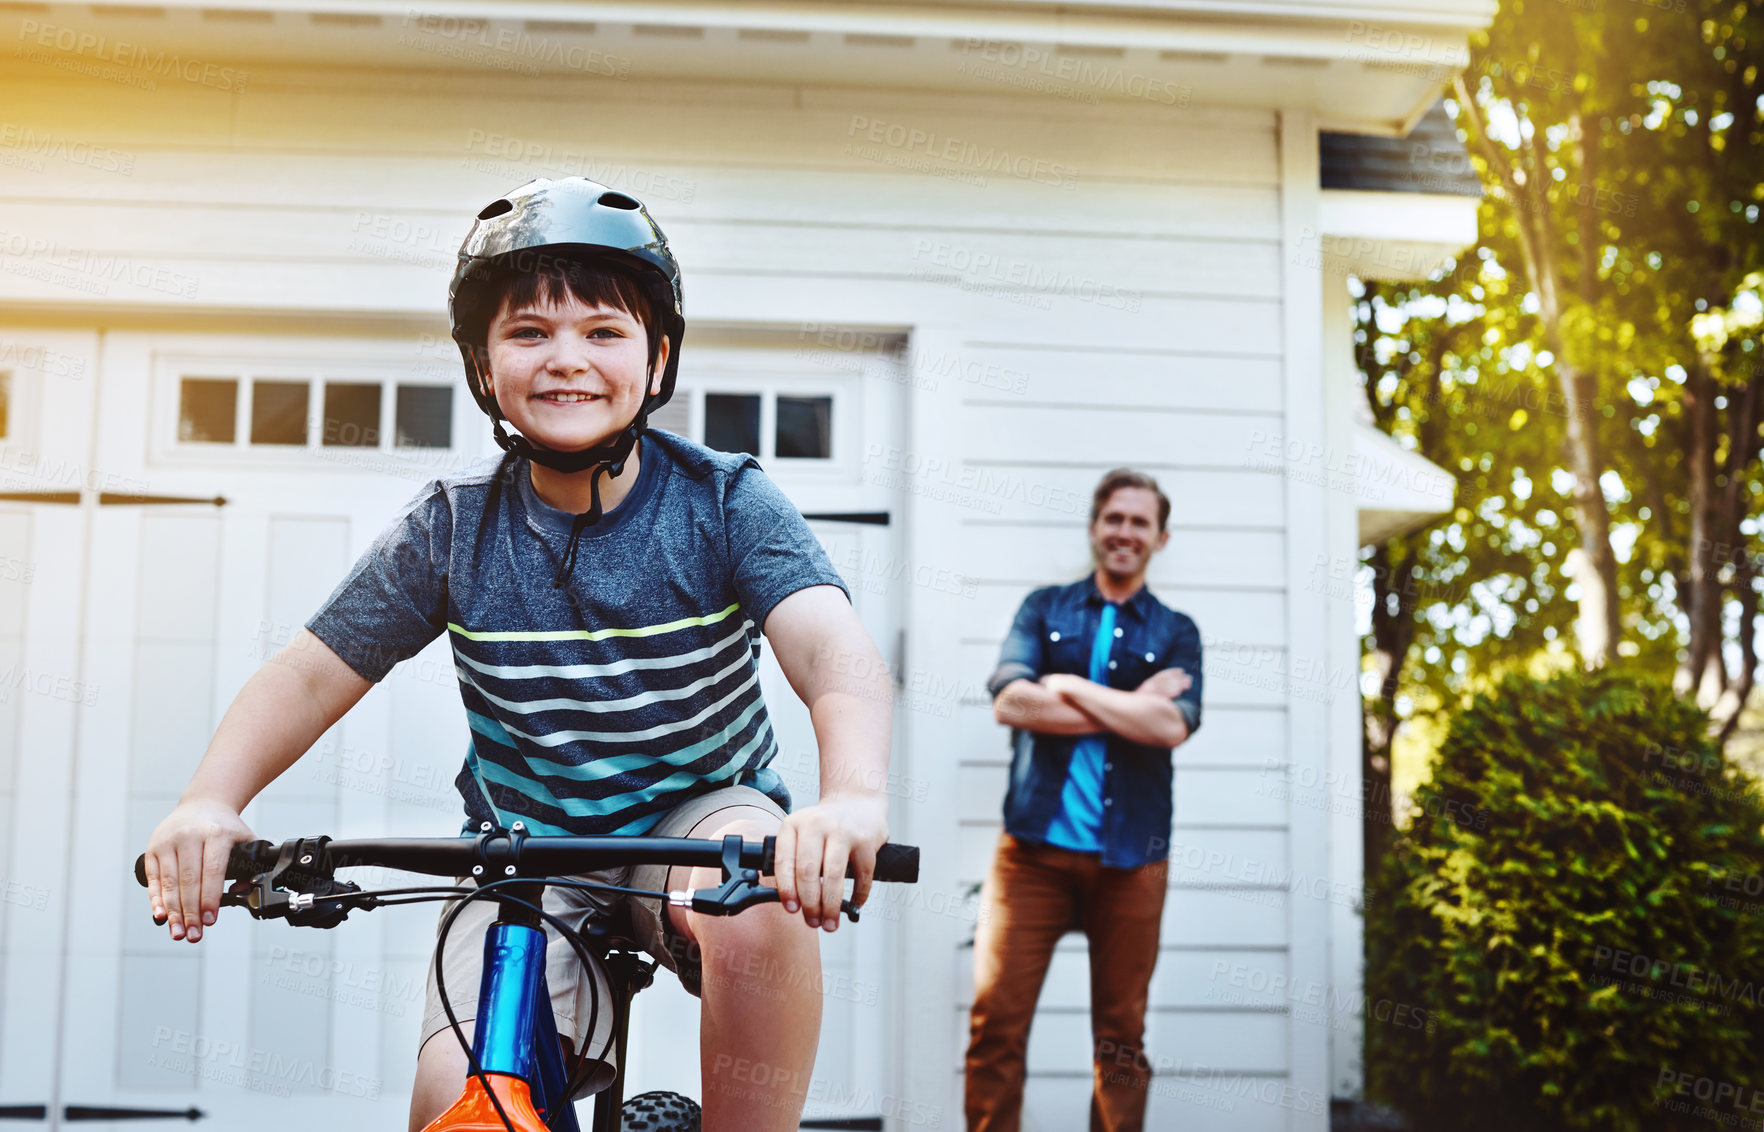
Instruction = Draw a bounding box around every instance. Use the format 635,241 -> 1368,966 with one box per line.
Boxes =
1081,573 -> 1151,622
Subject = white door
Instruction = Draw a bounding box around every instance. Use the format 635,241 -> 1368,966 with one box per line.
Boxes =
53,330 -> 481,1130
0,329 -> 104,1126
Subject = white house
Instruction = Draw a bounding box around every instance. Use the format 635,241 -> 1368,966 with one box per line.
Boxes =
0,2 -> 1483,1128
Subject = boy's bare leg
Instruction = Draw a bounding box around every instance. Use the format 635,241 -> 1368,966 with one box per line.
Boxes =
409,1033 -> 469,1132
667,805 -> 822,1132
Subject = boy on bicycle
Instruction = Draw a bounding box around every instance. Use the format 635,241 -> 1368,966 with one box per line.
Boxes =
141,177 -> 893,1132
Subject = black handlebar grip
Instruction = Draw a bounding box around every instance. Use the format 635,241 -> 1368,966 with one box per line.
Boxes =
133,840 -> 279,889
764,839 -> 919,883
869,843 -> 919,883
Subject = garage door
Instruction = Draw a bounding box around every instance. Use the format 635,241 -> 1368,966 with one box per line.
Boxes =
25,327 -> 908,1129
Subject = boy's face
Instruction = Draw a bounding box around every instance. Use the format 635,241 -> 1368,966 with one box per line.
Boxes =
482,289 -> 667,455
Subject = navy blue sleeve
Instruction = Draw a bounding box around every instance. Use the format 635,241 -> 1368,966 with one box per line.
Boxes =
986,587 -> 1048,700
1167,613 -> 1204,734
305,484 -> 450,683
723,457 -> 852,632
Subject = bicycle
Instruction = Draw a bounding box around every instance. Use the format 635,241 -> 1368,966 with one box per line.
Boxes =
133,824 -> 919,1132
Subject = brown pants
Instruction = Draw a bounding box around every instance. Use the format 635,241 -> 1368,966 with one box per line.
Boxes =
965,833 -> 1168,1132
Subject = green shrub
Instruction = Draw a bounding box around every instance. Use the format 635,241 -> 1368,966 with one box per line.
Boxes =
1365,668 -> 1764,1132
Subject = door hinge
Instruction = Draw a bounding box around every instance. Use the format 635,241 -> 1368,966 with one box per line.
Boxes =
62,1106 -> 203,1121
802,511 -> 889,526
97,494 -> 226,507
0,1105 -> 47,1120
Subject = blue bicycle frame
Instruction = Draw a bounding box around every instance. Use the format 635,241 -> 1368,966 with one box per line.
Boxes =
422,913 -> 585,1132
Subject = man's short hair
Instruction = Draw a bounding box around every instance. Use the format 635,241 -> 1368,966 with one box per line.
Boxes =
1090,468 -> 1170,532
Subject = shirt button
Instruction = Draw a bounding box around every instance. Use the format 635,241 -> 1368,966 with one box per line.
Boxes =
1114,627 -> 1124,638
1108,660 -> 1117,670
1104,798 -> 1113,807
1146,651 -> 1155,662
1049,631 -> 1061,642
1104,762 -> 1113,771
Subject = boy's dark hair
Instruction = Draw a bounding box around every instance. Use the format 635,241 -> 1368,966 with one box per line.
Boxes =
1090,468 -> 1170,532
461,253 -> 665,371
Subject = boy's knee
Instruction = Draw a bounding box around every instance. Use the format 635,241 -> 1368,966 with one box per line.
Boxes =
690,807 -> 782,845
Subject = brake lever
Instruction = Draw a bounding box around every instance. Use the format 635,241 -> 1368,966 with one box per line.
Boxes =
673,834 -> 861,921
671,881 -> 861,923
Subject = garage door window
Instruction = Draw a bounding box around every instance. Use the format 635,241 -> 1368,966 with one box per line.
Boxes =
172,372 -> 454,455
775,395 -> 831,459
250,380 -> 308,445
698,389 -> 836,462
177,378 -> 238,444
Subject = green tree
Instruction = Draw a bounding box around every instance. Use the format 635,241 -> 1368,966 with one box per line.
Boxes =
1359,0 -> 1764,824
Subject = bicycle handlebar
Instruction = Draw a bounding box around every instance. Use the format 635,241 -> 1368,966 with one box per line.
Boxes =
133,835 -> 920,889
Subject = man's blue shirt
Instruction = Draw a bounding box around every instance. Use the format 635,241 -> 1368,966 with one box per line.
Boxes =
986,575 -> 1203,869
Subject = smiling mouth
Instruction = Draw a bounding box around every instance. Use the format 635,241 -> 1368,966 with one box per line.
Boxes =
534,392 -> 606,403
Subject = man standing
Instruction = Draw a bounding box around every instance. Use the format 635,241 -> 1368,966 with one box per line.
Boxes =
966,468 -> 1203,1132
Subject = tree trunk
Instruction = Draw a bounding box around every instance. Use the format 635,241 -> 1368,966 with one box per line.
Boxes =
1558,360 -> 1623,668
1678,357 -> 1721,703
1452,74 -> 1623,668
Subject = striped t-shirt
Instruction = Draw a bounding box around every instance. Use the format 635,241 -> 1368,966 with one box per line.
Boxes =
305,428 -> 851,835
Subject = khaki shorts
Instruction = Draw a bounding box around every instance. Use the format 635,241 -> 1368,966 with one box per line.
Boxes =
416,784 -> 786,1097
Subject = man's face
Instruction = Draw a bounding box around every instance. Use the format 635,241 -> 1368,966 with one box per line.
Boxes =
1089,486 -> 1168,580
482,289 -> 667,453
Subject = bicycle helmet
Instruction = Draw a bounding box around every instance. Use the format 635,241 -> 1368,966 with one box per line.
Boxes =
449,177 -> 685,584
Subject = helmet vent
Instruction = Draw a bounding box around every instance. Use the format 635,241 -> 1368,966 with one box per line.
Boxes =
477,198 -> 514,220
598,192 -> 641,210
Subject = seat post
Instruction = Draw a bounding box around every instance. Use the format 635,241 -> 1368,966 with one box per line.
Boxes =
588,948 -> 655,1132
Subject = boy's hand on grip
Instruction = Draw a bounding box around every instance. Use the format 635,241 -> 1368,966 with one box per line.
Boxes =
143,799 -> 255,943
773,792 -> 889,933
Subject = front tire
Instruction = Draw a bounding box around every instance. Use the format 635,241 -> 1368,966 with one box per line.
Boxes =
620,1089 -> 700,1131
